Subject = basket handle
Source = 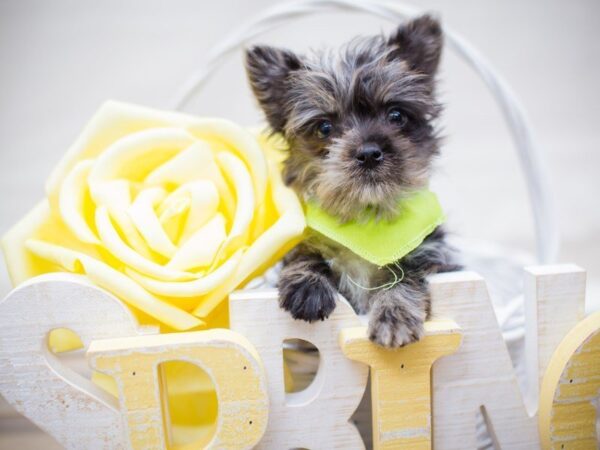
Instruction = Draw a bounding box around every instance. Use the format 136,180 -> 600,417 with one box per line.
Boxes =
171,0 -> 559,264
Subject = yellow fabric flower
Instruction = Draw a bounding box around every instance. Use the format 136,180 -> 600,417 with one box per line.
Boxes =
2,101 -> 305,331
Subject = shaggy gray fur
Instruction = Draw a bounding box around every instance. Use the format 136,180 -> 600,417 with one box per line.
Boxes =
246,15 -> 459,347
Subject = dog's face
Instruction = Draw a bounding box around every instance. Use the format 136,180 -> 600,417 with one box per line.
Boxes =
246,15 -> 443,221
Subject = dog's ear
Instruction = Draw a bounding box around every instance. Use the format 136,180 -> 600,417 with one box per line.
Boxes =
388,14 -> 443,76
245,45 -> 302,132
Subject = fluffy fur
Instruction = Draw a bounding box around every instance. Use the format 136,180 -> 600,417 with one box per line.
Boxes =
245,14 -> 459,347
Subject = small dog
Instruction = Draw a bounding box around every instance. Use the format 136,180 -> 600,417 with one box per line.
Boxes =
245,15 -> 459,347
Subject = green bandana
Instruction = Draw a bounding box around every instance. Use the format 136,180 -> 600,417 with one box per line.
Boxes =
305,190 -> 445,267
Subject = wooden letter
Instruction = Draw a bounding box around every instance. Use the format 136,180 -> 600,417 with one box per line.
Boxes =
340,320 -> 462,450
539,311 -> 600,449
429,271 -> 540,449
88,329 -> 269,450
229,290 -> 369,449
0,273 -> 150,449
524,264 -> 586,412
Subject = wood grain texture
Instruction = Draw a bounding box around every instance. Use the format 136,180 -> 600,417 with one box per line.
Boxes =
229,290 -> 369,450
1,267 -> 596,449
88,329 -> 269,450
524,264 -> 587,412
0,273 -> 151,449
538,311 -> 600,449
340,320 -> 462,450
428,271 -> 540,449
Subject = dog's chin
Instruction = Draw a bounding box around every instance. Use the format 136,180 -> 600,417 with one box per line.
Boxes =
356,167 -> 390,189
314,174 -> 409,223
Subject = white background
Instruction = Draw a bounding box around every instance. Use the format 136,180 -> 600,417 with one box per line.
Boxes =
0,0 -> 598,447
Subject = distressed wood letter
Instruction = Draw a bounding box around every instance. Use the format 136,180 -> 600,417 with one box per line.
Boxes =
88,329 -> 268,450
340,320 -> 462,449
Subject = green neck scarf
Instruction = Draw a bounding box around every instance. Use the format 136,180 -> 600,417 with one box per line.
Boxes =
305,189 -> 444,267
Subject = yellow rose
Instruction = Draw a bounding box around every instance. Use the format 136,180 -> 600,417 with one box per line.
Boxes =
2,101 -> 305,331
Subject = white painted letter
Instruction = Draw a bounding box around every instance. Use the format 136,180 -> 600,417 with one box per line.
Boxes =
229,290 -> 369,449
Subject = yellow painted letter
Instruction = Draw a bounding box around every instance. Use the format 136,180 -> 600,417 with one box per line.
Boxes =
539,311 -> 600,449
340,320 -> 462,450
88,329 -> 268,450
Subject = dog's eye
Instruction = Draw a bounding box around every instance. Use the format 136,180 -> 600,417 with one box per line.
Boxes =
316,120 -> 333,138
387,108 -> 407,126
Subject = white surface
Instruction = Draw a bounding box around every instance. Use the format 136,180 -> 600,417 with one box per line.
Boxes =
230,290 -> 368,450
430,271 -> 538,449
0,273 -> 148,450
1,268 -> 587,449
523,264 -> 586,413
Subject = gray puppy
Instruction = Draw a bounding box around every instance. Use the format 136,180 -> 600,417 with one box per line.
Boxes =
245,15 -> 459,347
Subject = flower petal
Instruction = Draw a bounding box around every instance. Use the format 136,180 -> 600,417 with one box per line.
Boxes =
95,206 -> 194,281
164,181 -> 220,245
58,159 -> 100,245
129,187 -> 177,258
126,249 -> 243,298
87,179 -> 155,258
46,101 -> 191,207
145,141 -> 212,185
166,214 -> 227,271
188,119 -> 268,205
88,128 -> 194,187
215,152 -> 254,254
25,239 -> 204,330
193,160 -> 306,319
193,210 -> 304,319
146,142 -> 236,226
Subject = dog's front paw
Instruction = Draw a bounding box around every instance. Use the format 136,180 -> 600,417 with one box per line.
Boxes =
278,269 -> 337,322
368,301 -> 425,348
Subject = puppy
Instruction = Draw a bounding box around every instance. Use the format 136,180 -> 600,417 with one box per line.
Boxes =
245,15 -> 459,347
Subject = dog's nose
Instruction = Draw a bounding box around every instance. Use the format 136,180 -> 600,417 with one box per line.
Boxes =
356,143 -> 383,167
